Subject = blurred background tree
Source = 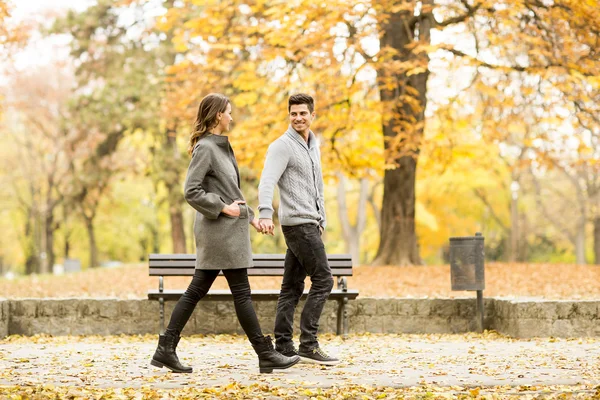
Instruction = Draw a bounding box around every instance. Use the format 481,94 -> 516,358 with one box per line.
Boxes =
0,0 -> 598,274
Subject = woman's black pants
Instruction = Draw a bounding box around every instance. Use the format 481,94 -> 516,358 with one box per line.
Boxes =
164,268 -> 263,345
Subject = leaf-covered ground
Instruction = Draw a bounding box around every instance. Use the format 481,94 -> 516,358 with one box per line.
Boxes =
1,263 -> 600,299
1,384 -> 599,399
1,332 -> 600,399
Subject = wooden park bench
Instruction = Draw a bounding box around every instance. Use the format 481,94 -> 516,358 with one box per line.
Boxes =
148,253 -> 359,335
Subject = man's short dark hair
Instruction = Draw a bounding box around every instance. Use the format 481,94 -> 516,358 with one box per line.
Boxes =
288,93 -> 314,113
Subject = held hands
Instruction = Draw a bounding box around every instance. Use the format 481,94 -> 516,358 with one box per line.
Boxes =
250,218 -> 263,233
222,200 -> 245,217
250,218 -> 274,236
258,218 -> 275,236
222,202 -> 274,237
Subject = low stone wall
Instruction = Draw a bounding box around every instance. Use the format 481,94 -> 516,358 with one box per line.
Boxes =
2,297 -> 600,338
345,298 -> 494,334
490,299 -> 600,338
9,298 -> 157,336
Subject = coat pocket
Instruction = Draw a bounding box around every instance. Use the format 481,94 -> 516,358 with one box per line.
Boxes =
221,200 -> 247,219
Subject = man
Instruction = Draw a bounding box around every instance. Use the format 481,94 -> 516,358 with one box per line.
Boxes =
258,93 -> 339,365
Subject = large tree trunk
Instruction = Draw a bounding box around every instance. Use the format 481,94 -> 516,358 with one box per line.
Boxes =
372,157 -> 421,266
373,3 -> 431,266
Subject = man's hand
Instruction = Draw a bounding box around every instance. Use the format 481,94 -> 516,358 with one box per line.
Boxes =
222,200 -> 245,217
259,218 -> 275,236
319,226 -> 324,236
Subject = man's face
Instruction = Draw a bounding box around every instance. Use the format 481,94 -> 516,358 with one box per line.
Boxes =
289,104 -> 315,133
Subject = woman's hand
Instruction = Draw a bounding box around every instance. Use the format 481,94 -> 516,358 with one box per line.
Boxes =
222,200 -> 245,217
250,218 -> 262,232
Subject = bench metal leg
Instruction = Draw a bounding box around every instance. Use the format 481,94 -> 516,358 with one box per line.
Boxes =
159,298 -> 165,335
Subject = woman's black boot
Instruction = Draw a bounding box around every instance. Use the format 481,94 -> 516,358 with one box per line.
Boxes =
150,334 -> 193,373
252,335 -> 300,373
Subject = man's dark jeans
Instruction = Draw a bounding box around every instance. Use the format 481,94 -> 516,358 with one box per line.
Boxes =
275,223 -> 334,352
165,268 -> 263,345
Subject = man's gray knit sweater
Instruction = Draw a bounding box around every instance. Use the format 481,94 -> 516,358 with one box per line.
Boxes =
258,126 -> 326,228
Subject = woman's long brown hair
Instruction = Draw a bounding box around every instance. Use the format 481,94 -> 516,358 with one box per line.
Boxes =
187,93 -> 230,156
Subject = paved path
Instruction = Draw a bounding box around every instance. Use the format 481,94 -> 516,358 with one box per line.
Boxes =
1,333 -> 600,396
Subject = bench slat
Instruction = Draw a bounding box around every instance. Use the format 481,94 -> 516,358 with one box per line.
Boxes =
149,260 -> 352,268
149,253 -> 352,261
149,267 -> 354,277
148,289 -> 359,301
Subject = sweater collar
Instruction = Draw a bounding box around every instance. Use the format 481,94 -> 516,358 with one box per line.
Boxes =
285,125 -> 316,150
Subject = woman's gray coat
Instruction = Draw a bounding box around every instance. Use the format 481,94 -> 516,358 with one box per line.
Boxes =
184,134 -> 255,270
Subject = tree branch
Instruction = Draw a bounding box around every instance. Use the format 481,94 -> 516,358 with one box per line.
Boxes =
443,47 -> 597,77
434,0 -> 482,27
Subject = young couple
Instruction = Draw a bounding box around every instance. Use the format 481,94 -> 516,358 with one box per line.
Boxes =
150,93 -> 339,374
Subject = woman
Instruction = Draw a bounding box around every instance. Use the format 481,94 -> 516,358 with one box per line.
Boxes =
151,93 -> 299,374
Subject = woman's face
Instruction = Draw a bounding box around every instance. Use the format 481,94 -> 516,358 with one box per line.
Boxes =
217,103 -> 233,134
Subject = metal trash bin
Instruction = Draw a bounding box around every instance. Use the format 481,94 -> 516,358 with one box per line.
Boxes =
449,232 -> 485,332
